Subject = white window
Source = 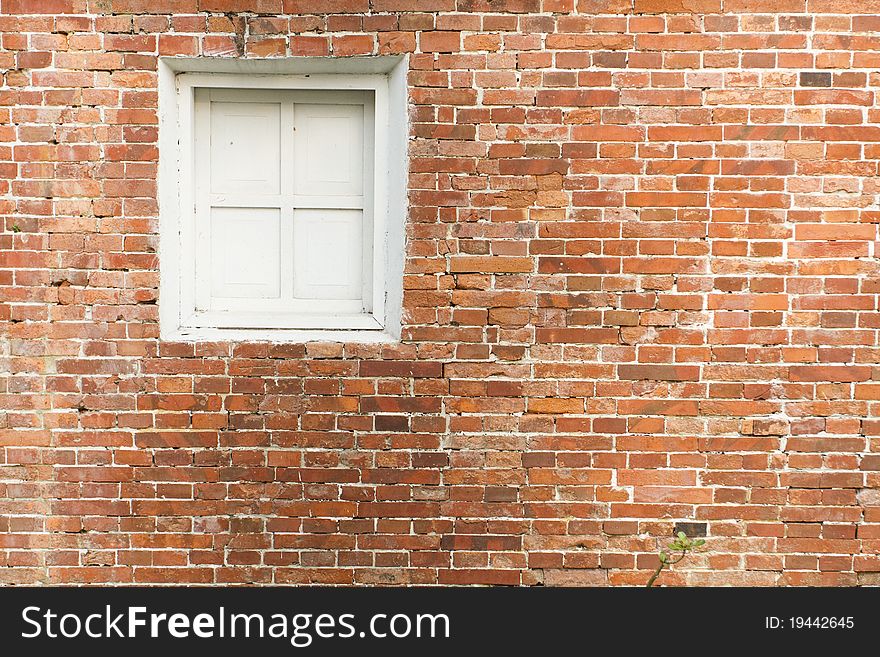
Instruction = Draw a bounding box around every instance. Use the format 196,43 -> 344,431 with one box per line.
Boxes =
158,59 -> 407,342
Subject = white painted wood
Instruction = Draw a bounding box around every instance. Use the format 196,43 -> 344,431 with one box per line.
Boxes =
293,208 -> 363,301
293,103 -> 364,198
159,60 -> 408,342
185,308 -> 380,330
174,326 -> 395,344
209,207 -> 281,301
381,57 -> 408,340
369,83 -> 386,323
179,72 -> 388,94
279,99 -> 296,312
187,87 -> 206,313
195,87 -> 371,320
210,100 -> 281,195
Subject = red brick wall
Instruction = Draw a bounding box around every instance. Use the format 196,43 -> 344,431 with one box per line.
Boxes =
1,0 -> 879,586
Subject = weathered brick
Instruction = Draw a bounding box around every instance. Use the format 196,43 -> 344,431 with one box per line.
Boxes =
618,365 -> 701,382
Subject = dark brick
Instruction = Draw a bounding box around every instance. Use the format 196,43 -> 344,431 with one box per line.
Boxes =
800,71 -> 832,87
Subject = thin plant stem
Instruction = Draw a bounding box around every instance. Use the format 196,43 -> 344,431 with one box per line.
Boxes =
645,551 -> 688,588
645,563 -> 664,588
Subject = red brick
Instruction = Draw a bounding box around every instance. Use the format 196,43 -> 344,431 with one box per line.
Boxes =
449,256 -> 533,273
618,365 -> 701,381
3,0 -> 87,11
536,89 -> 619,107
420,31 -> 460,53
290,36 -> 329,56
634,0 -> 720,10
331,35 -> 374,56
789,366 -> 871,383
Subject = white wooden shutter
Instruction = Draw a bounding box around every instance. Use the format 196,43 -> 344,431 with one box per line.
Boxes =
190,88 -> 375,328
210,100 -> 281,196
292,103 -> 365,301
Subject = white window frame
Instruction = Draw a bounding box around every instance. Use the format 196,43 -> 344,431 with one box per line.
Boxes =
158,57 -> 407,343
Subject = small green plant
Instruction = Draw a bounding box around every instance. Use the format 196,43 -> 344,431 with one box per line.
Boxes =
646,531 -> 705,587
11,224 -> 21,233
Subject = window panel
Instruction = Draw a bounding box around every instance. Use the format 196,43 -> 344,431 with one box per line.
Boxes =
293,103 -> 364,199
293,208 -> 363,301
209,101 -> 281,196
199,94 -> 368,313
209,206 -> 282,302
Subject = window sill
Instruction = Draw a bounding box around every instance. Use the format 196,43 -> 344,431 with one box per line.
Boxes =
162,325 -> 399,344
183,310 -> 384,331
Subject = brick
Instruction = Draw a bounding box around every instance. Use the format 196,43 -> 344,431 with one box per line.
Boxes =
800,71 -> 832,87
527,398 -> 585,414
536,89 -> 619,107
104,34 -> 157,52
618,365 -> 701,381
449,256 -> 533,273
620,89 -> 703,105
789,366 -> 871,383
635,0 -> 720,10
420,31 -> 460,53
200,0 -> 282,9
290,36 -> 330,56
3,0 -> 87,11
100,0 -> 199,10
794,90 -> 874,106
245,37 -> 287,57
359,361 -> 442,378
284,0 -> 368,10
331,35 -> 374,56
378,32 -> 417,54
